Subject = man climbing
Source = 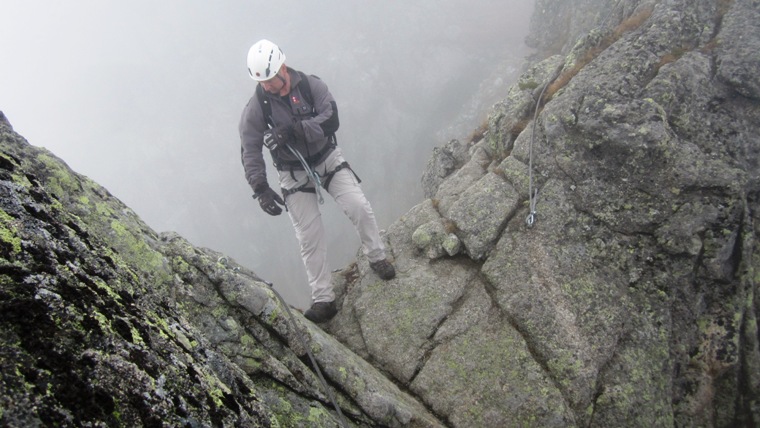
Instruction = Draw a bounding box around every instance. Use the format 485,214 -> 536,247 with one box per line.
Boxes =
239,39 -> 396,323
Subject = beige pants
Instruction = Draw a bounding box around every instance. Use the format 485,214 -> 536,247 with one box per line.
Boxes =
278,147 -> 386,303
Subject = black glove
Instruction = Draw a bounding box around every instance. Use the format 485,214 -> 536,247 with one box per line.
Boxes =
262,125 -> 293,151
254,185 -> 285,216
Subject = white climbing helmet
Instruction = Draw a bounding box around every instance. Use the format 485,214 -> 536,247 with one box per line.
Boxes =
247,39 -> 286,81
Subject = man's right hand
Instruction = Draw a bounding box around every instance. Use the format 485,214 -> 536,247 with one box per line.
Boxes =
262,125 -> 293,151
254,185 -> 285,216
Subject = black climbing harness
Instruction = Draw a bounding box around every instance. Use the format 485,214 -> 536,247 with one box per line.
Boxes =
322,161 -> 360,191
285,144 -> 326,204
281,161 -> 362,202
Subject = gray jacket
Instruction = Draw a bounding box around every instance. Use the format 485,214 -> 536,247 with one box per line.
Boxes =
239,67 -> 339,192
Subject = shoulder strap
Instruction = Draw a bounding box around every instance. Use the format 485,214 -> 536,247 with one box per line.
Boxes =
296,71 -> 316,115
298,72 -> 337,143
255,84 -> 274,128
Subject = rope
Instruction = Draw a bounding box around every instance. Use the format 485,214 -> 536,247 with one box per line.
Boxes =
264,119 -> 325,205
264,280 -> 347,427
525,81 -> 550,228
525,0 -> 629,227
286,145 -> 325,205
526,0 -> 633,227
218,258 -> 348,427
526,64 -> 564,228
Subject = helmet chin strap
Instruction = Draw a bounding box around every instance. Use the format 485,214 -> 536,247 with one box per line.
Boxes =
276,73 -> 288,94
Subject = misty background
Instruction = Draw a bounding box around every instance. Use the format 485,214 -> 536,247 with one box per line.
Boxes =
1,0 -> 535,308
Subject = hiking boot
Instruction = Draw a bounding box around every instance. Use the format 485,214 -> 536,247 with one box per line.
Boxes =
370,259 -> 396,280
304,301 -> 337,323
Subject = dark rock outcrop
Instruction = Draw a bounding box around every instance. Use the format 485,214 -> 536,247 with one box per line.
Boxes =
0,113 -> 269,426
0,112 -> 443,427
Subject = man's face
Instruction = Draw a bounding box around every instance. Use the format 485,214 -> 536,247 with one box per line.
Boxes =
260,75 -> 283,94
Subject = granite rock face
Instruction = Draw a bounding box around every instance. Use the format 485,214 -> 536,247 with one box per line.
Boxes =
328,0 -> 760,426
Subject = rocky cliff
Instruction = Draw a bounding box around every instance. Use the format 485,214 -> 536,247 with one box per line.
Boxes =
2,0 -> 759,427
330,0 -> 760,426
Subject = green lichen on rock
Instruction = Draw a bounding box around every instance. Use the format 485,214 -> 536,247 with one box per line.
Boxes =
412,220 -> 462,259
0,209 -> 21,255
34,152 -> 79,199
411,312 -> 574,427
257,379 -> 338,428
0,116 -> 278,427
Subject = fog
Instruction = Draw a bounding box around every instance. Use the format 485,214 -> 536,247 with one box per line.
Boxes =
1,0 -> 535,308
